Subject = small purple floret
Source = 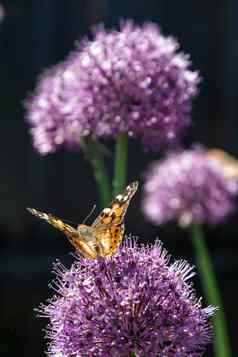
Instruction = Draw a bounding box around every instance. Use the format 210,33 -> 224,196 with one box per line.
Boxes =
25,21 -> 199,154
38,238 -> 215,356
143,148 -> 238,227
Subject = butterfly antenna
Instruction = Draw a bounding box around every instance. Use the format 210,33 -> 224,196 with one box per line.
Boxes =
82,204 -> 96,224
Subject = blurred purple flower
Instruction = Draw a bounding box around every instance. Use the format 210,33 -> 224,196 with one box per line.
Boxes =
25,21 -> 199,154
39,237 -> 214,356
143,147 -> 238,227
25,65 -> 86,154
0,4 -> 5,24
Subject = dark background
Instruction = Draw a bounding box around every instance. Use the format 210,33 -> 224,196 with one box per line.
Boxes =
1,1 -> 238,356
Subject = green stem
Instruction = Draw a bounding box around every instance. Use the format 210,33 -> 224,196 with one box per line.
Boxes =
84,140 -> 111,208
129,353 -> 136,357
113,133 -> 128,196
190,223 -> 231,357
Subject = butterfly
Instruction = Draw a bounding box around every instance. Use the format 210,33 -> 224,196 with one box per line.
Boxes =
27,181 -> 138,259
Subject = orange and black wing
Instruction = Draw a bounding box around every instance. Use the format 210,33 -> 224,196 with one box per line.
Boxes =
27,208 -> 97,259
92,181 -> 138,228
91,181 -> 138,255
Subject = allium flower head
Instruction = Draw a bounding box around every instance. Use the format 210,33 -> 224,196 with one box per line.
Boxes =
25,64 -> 85,154
39,238 -> 214,356
26,21 -> 199,154
143,147 -> 238,227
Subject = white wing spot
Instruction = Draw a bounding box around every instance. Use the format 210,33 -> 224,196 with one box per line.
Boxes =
116,194 -> 123,201
103,208 -> 111,214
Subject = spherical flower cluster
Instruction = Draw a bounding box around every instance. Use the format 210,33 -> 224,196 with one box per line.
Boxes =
25,21 -> 199,154
25,64 -> 89,154
143,147 -> 238,227
39,238 -> 215,356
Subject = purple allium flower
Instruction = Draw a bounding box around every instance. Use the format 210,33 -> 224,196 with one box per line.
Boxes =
25,64 -> 85,155
143,147 -> 238,227
38,238 -> 215,356
25,21 -> 199,154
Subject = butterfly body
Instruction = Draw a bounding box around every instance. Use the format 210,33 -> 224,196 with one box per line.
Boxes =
77,224 -> 94,239
28,181 -> 138,259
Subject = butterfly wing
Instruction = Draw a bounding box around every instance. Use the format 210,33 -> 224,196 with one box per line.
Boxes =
92,224 -> 125,256
91,181 -> 138,255
92,181 -> 139,227
27,208 -> 97,259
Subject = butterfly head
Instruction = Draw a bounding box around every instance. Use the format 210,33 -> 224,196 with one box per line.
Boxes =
77,224 -> 91,236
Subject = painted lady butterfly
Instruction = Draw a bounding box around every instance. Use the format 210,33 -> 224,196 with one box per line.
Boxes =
27,181 -> 138,259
